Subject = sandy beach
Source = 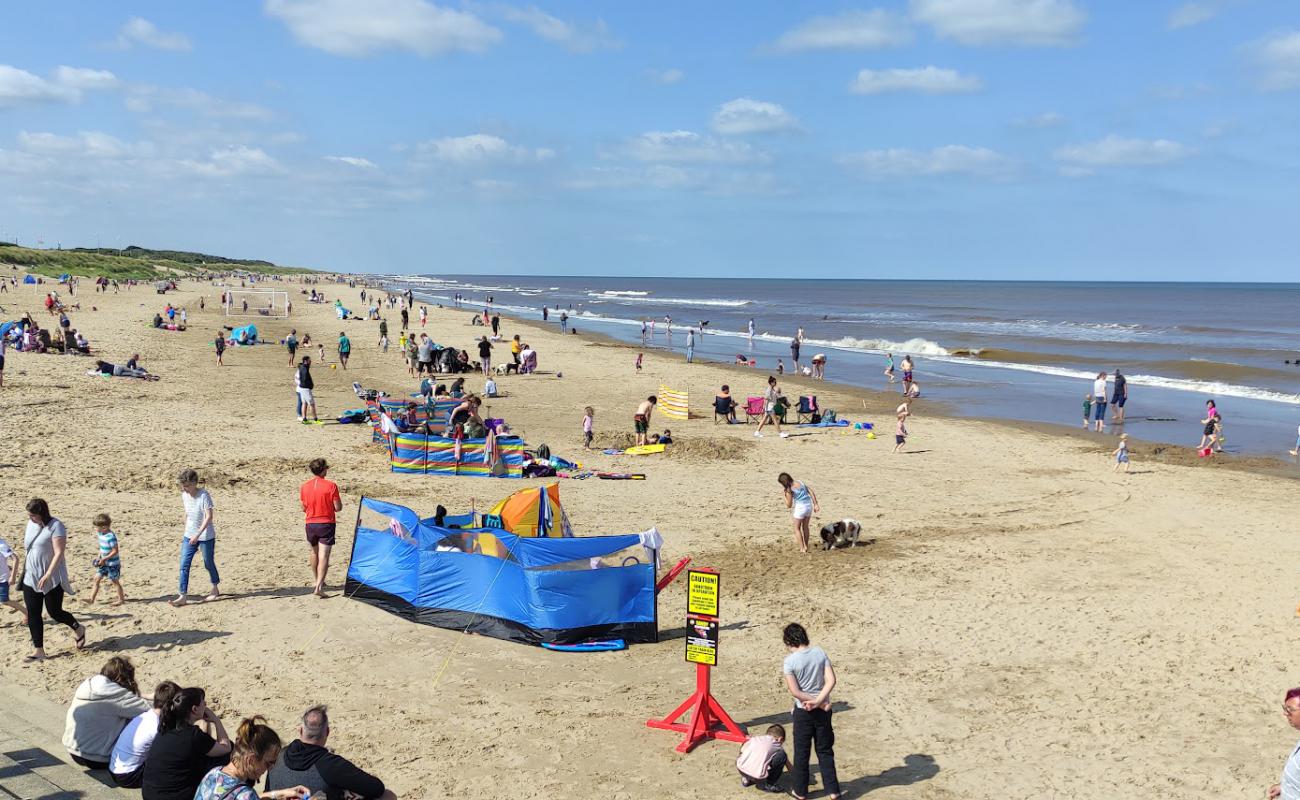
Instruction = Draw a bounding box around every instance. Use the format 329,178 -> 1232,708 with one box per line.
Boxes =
2,277 -> 1298,799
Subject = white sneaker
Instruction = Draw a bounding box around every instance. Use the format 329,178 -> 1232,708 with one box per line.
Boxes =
754,431 -> 763,438
779,432 -> 790,438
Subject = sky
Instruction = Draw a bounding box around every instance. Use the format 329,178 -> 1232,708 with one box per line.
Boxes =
1,1 -> 1298,280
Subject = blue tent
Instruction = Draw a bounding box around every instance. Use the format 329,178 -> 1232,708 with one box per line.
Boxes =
59,273 -> 70,282
231,324 -> 258,344
345,497 -> 658,646
22,275 -> 36,284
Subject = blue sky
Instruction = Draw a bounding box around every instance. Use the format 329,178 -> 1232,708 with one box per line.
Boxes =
1,1 -> 1298,280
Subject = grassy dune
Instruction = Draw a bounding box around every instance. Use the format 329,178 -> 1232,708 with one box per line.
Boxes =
0,243 -> 317,281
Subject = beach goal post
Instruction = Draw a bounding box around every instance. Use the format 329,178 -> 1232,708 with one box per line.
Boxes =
658,386 -> 689,420
225,290 -> 289,318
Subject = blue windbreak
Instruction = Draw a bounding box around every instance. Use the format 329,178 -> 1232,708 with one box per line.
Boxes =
350,497 -> 655,630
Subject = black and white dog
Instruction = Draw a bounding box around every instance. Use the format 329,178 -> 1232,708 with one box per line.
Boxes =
819,519 -> 862,550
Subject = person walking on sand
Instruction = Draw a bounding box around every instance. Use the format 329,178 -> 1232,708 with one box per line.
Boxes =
893,405 -> 910,454
634,396 -> 657,447
297,357 -> 318,423
756,375 -> 788,439
21,498 -> 87,661
491,313 -> 500,337
1112,434 -> 1131,473
284,330 -> 298,367
685,327 -> 695,363
582,407 -> 594,449
419,306 -> 427,328
337,331 -> 351,370
477,336 -> 493,377
1267,687 -> 1300,799
1091,372 -> 1108,433
171,469 -> 220,607
1111,368 -> 1128,424
300,459 -> 342,598
214,331 -> 225,367
782,623 -> 840,800
777,473 -> 819,553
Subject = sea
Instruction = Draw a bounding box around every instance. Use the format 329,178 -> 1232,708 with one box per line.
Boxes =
378,275 -> 1300,460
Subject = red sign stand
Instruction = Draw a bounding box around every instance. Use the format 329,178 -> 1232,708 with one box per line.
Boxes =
646,662 -> 748,752
647,568 -> 747,753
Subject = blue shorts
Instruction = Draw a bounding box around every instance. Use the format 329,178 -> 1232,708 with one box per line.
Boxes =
1117,453 -> 1129,463
1093,402 -> 1107,420
0,582 -> 8,602
96,560 -> 121,581
1112,396 -> 1126,408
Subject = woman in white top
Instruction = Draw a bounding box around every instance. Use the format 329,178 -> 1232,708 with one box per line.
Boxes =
22,497 -> 86,661
109,680 -> 180,788
171,469 -> 221,607
1091,372 -> 1108,432
755,376 -> 788,439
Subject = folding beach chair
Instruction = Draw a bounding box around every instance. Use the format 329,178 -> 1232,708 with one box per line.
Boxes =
713,396 -> 737,424
796,395 -> 819,424
743,396 -> 765,424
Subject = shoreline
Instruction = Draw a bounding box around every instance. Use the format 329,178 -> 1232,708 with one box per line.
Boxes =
429,296 -> 1300,481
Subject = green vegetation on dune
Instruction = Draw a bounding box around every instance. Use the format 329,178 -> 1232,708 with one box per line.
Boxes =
0,243 -> 317,281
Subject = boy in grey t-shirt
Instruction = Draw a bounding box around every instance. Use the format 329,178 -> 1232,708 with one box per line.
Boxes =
782,623 -> 840,800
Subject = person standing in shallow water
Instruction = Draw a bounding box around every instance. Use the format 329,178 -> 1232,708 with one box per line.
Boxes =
1110,368 -> 1128,424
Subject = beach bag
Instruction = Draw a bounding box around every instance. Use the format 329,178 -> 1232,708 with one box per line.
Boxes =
810,413 -> 822,424
823,409 -> 837,423
536,443 -> 551,461
337,409 -> 367,424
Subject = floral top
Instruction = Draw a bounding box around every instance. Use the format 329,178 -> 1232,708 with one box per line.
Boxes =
194,767 -> 258,800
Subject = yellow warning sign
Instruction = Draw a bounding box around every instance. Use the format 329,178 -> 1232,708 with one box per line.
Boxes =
687,570 -> 720,617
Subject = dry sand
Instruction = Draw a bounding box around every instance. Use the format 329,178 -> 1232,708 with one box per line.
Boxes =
1,278 -> 1298,799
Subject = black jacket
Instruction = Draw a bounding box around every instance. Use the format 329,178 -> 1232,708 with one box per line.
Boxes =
265,740 -> 385,800
297,363 -> 314,390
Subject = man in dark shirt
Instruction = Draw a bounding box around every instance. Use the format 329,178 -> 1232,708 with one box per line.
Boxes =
297,357 -> 318,422
267,706 -> 396,800
1111,368 -> 1128,424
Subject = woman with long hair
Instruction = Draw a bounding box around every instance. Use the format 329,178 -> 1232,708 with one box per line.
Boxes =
110,680 -> 181,788
63,656 -> 151,769
21,497 -> 86,660
142,687 -> 232,800
194,716 -> 309,799
777,473 -> 820,554
755,376 -> 788,439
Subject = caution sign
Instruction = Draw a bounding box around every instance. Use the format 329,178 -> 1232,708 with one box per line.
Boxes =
685,614 -> 718,666
686,570 -> 720,617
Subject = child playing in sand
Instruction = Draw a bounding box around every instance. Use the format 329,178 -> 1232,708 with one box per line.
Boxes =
85,513 -> 125,606
1112,434 -> 1130,473
737,724 -> 788,791
0,534 -> 26,623
776,359 -> 784,375
1082,394 -> 1092,429
893,408 -> 909,453
635,353 -> 643,373
583,406 -> 594,449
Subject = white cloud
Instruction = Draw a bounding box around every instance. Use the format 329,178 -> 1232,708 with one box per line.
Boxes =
850,66 -> 983,94
125,86 -> 273,120
1013,111 -> 1065,128
52,67 -> 120,90
0,64 -> 119,107
616,131 -> 767,164
115,18 -> 193,51
645,68 -> 685,85
839,145 -> 1013,178
1247,30 -> 1300,91
325,155 -> 378,168
1168,1 -> 1237,30
910,0 -> 1085,46
264,0 -> 501,57
179,146 -> 285,177
496,5 -> 619,53
711,98 -> 801,135
772,9 -> 912,52
1053,135 -> 1194,167
17,131 -> 149,159
415,133 -> 553,164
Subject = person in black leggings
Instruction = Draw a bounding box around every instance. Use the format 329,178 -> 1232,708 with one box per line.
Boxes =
22,498 -> 86,661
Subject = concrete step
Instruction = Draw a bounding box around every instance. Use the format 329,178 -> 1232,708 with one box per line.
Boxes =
0,679 -> 136,799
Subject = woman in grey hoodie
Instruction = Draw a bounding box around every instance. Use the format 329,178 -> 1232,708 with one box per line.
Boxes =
63,656 -> 150,769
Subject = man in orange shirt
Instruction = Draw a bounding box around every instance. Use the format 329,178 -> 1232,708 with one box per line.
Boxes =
300,458 -> 343,598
